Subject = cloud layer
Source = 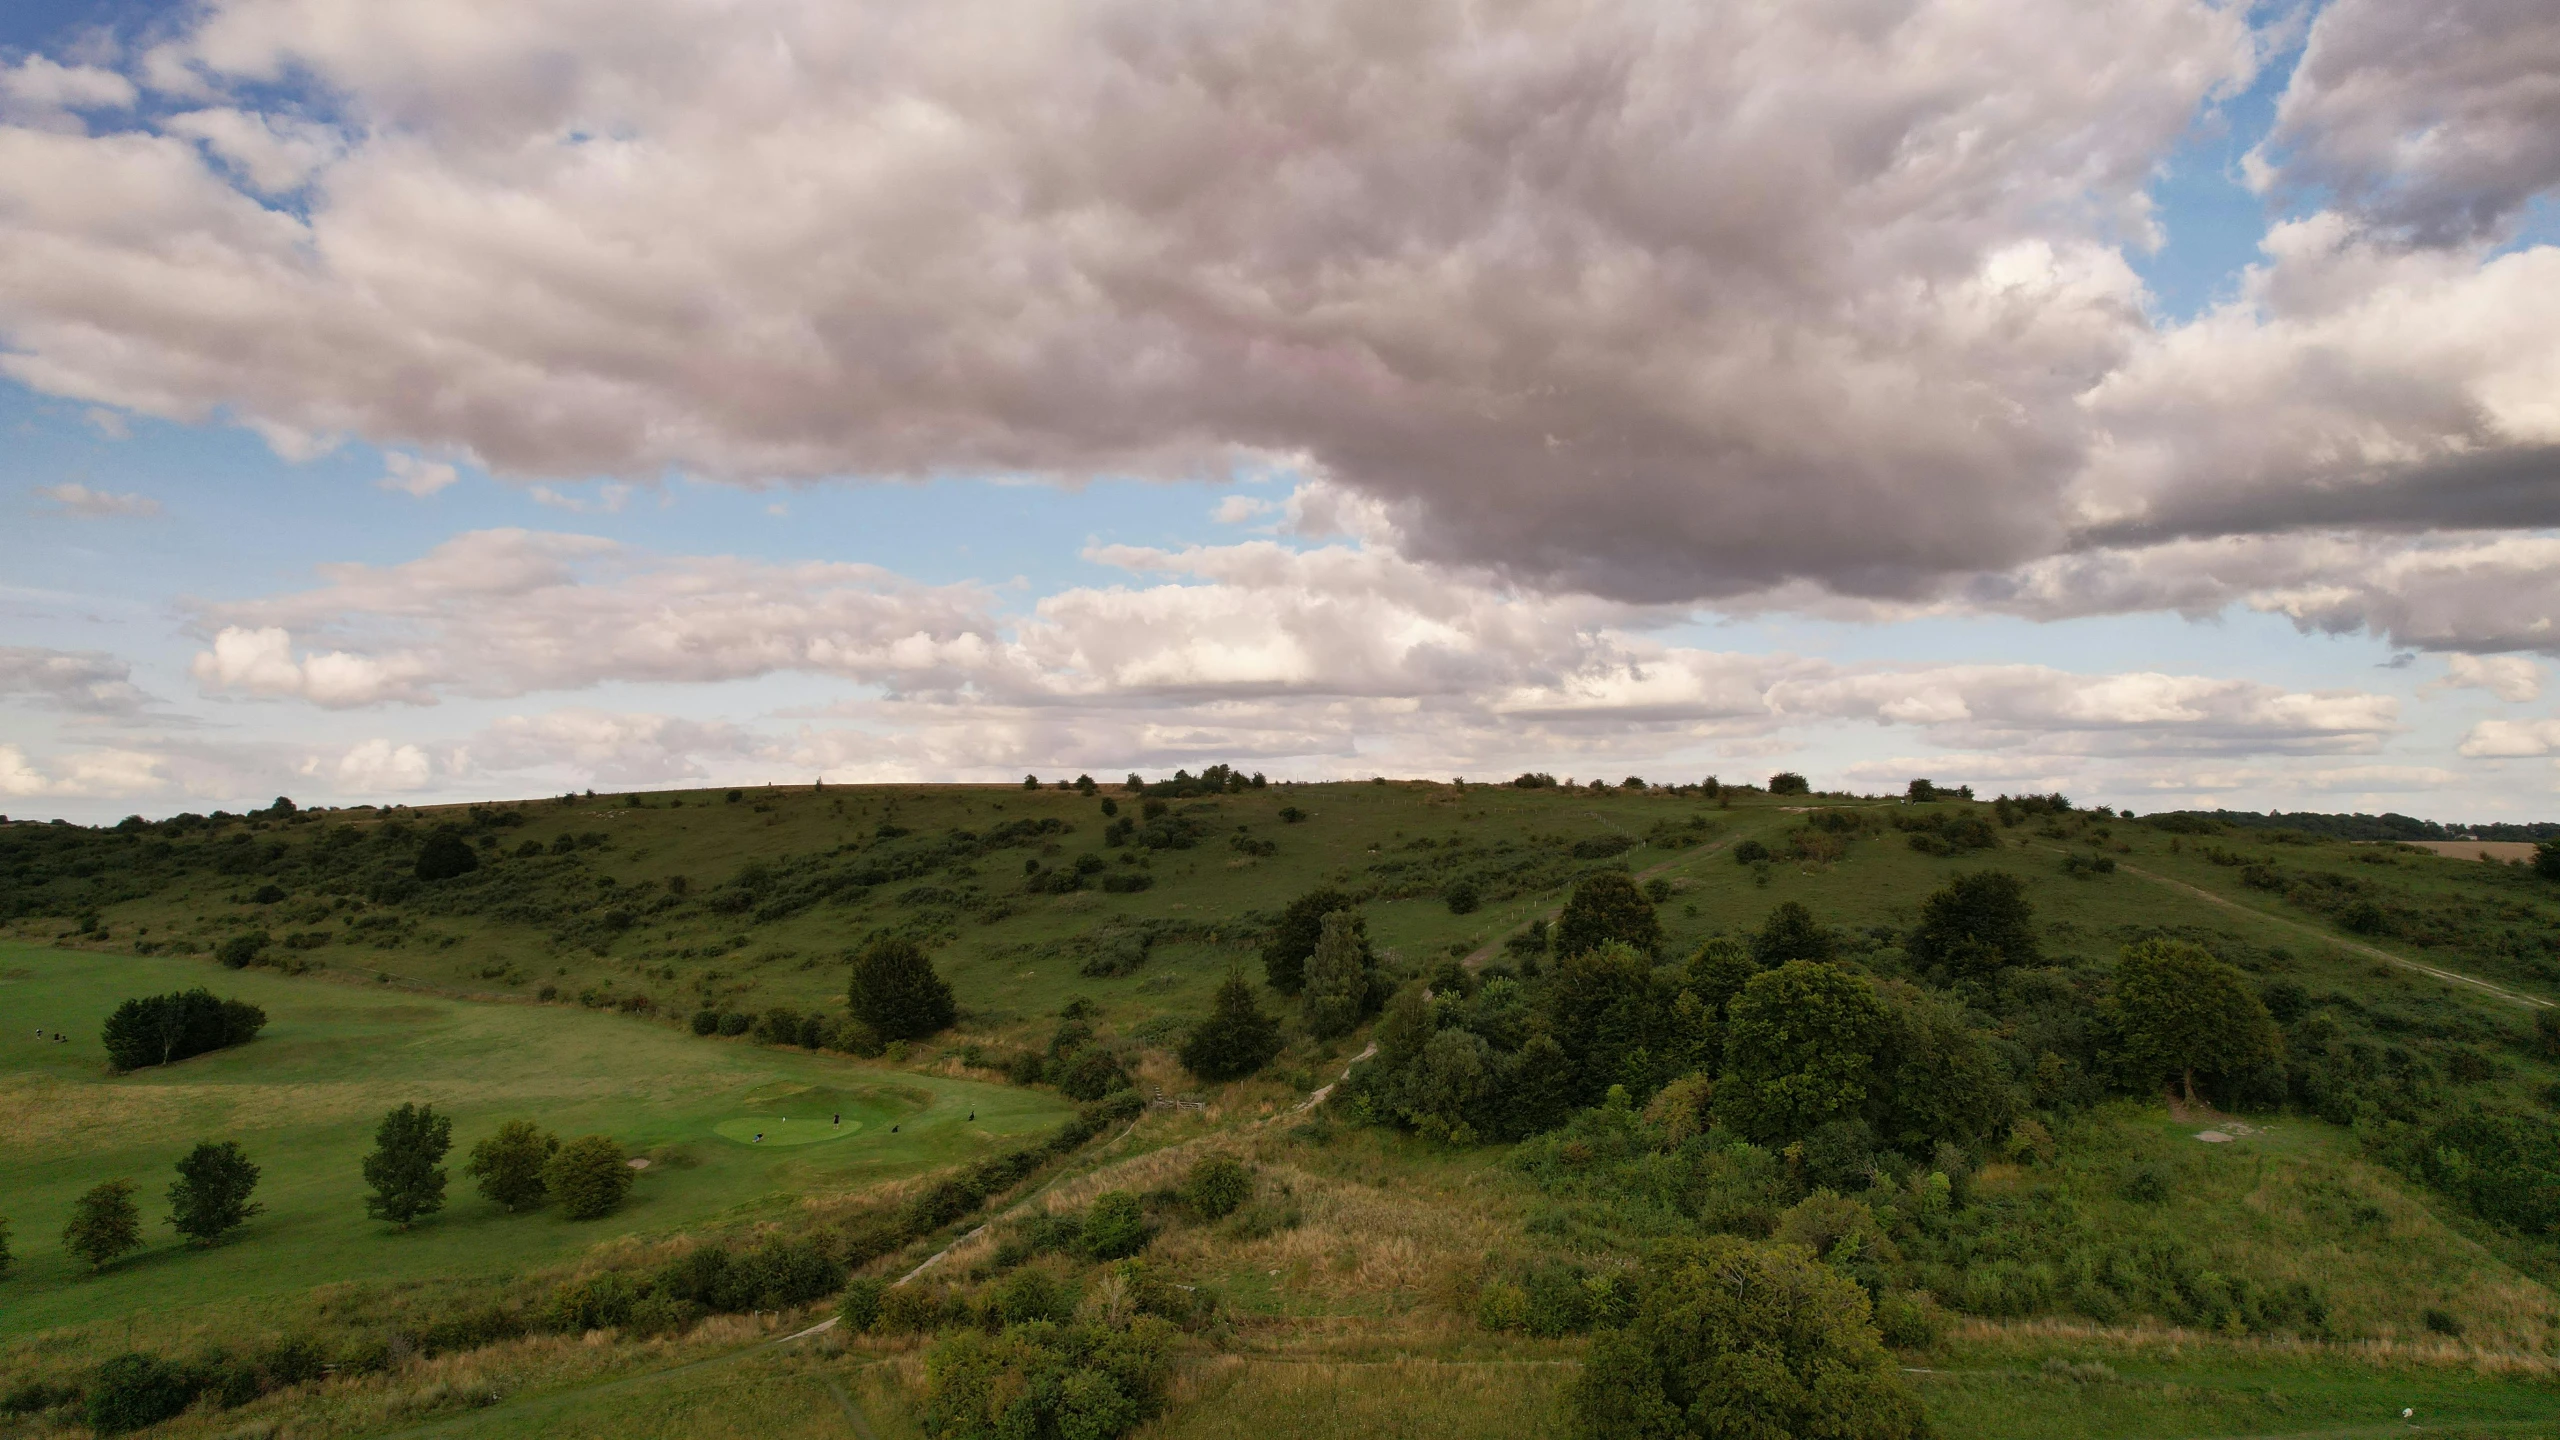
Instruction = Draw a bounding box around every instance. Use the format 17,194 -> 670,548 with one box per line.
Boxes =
0,0 -> 2552,619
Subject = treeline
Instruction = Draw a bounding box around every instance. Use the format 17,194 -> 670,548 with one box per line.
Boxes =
2149,809 -> 2560,842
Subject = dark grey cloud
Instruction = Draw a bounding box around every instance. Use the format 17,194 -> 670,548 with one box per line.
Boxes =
2256,0 -> 2560,243
0,646 -> 152,714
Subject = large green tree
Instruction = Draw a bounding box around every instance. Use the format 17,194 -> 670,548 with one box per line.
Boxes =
2536,839 -> 2560,882
1179,970 -> 1284,1081
1570,1235 -> 1925,1440
1301,911 -> 1373,1039
362,1102 -> 453,1228
1907,871 -> 2039,976
1716,961 -> 1891,1144
545,1134 -> 635,1220
1543,941 -> 1670,1106
413,829 -> 480,882
63,1180 -> 142,1271
466,1119 -> 560,1213
1261,886 -> 1356,994
1751,901 -> 1835,965
847,936 -> 958,1039
1553,871 -> 1662,959
2108,939 -> 2285,1106
166,1140 -> 262,1245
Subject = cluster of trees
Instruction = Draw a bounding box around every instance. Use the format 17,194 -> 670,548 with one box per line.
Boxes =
100,989 -> 266,1072
1342,868 -> 2287,1166
365,1103 -> 636,1228
1256,887 -> 1387,1038
56,1141 -> 265,1273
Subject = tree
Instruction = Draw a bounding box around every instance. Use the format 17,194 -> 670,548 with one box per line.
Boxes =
1543,941 -> 1670,1107
1261,886 -> 1355,994
1179,970 -> 1284,1081
847,936 -> 957,1039
1570,1236 -> 1925,1440
414,829 -> 480,881
1768,771 -> 1811,795
1553,871 -> 1662,959
545,1134 -> 635,1220
2108,939 -> 2285,1106
100,989 -> 266,1072
1301,910 -> 1372,1039
466,1119 -> 560,1212
1717,961 -> 1891,1145
363,1102 -> 453,1228
1685,936 -> 1760,1016
0,1216 -> 12,1278
85,1353 -> 197,1436
167,1140 -> 262,1245
64,1180 -> 142,1271
1751,901 -> 1835,965
2537,839 -> 2560,882
1907,870 -> 2040,976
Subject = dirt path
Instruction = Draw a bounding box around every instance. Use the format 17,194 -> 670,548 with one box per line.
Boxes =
2106,856 -> 2553,1011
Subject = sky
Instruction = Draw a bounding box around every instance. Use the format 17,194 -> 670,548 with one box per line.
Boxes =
5,0 -> 2560,825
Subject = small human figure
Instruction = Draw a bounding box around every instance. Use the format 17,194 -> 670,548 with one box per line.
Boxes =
754,1132 -> 764,1143
968,1112 -> 975,1122
832,1113 -> 840,1127
890,1124 -> 899,1133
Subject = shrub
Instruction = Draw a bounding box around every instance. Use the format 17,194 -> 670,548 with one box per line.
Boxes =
923,1318 -> 1175,1440
1083,1191 -> 1151,1259
215,933 -> 269,969
689,1008 -> 720,1036
414,830 -> 480,881
1445,879 -> 1480,914
875,1282 -> 945,1334
1570,1237 -> 1923,1440
1768,771 -> 1811,795
839,1276 -> 887,1332
466,1120 -> 559,1212
1180,971 -> 1283,1081
718,1010 -> 751,1037
1181,1154 -> 1252,1219
1055,1047 -> 1132,1101
545,1135 -> 635,1220
1733,838 -> 1771,865
847,936 -> 957,1040
85,1354 -> 196,1436
1751,900 -> 1834,965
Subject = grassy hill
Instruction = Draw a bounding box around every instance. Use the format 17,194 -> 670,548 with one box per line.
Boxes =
5,779 -> 2560,1438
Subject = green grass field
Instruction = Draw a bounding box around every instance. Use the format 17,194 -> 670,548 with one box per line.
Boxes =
7,783 -> 2560,1438
0,944 -> 1071,1337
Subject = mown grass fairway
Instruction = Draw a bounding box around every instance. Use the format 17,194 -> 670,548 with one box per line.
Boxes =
0,943 -> 1071,1336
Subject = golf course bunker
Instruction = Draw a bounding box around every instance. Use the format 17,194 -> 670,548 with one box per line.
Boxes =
713,1082 -> 930,1147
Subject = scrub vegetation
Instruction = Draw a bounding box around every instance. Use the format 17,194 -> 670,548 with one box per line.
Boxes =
4,776 -> 2560,1437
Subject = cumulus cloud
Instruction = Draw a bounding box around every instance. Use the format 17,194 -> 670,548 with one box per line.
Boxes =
2252,0 -> 2560,243
467,709 -> 752,784
313,737 -> 436,793
2427,654 -> 2543,703
3,0 -> 2555,619
0,646 -> 152,714
2460,719 -> 2560,759
191,625 -> 438,707
0,56 -> 135,130
375,452 -> 458,498
34,481 -> 160,517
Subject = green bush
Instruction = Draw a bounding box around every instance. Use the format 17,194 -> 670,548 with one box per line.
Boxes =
465,1119 -> 559,1213
84,1354 -> 195,1436
1180,971 -> 1283,1082
100,988 -> 266,1071
689,1009 -> 719,1036
923,1318 -> 1175,1440
847,937 -> 957,1040
1181,1154 -> 1252,1219
1083,1191 -> 1151,1259
838,1276 -> 886,1332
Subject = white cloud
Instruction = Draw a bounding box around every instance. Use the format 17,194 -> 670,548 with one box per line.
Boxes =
2460,719 -> 2560,759
0,56 -> 135,131
190,625 -> 438,707
0,742 -> 169,798
2427,654 -> 2543,703
83,407 -> 130,439
34,481 -> 160,517
1212,495 -> 1274,525
529,482 -> 632,514
375,452 -> 458,498
317,738 -> 436,793
161,107 -> 341,194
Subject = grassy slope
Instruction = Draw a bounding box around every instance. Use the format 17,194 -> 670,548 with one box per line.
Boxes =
0,945 -> 1071,1336
8,784 -> 2560,1438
